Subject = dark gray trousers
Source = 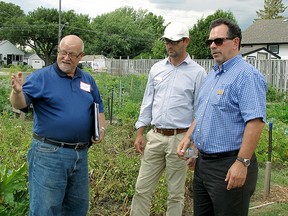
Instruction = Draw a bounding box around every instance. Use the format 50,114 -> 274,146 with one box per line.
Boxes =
193,154 -> 258,216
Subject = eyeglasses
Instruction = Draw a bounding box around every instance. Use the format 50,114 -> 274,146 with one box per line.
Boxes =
163,38 -> 185,45
58,50 -> 83,59
205,37 -> 234,46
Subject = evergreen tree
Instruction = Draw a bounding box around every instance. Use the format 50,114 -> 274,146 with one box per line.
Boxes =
256,0 -> 287,19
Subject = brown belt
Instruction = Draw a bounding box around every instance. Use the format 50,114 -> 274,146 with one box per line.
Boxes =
154,127 -> 189,136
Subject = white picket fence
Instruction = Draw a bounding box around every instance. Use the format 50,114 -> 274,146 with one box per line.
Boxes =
105,59 -> 288,92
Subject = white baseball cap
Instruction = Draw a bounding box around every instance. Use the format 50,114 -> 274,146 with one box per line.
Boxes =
161,22 -> 189,41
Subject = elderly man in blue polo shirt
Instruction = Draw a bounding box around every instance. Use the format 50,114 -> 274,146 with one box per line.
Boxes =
178,18 -> 267,216
10,35 -> 105,216
130,22 -> 206,216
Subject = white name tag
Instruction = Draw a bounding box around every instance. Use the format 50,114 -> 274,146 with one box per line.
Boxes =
80,81 -> 91,92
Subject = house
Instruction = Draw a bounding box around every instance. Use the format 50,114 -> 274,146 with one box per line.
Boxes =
0,40 -> 24,65
79,55 -> 107,72
24,53 -> 45,69
241,18 -> 288,60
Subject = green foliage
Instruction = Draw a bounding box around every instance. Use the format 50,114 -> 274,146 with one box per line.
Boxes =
0,4 -> 93,65
91,73 -> 147,123
0,1 -> 25,41
0,113 -> 32,215
0,113 -> 32,167
0,76 -> 11,113
188,9 -> 237,59
266,84 -> 287,102
0,163 -> 29,216
151,39 -> 167,59
1,1 -> 245,61
256,0 -> 288,19
89,7 -> 165,59
24,7 -> 93,65
257,120 -> 288,166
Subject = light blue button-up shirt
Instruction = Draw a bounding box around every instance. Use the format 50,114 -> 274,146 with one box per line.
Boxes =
192,54 -> 267,153
135,55 -> 207,129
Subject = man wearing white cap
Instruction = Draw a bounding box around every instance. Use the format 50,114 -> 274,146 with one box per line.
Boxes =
130,22 -> 207,215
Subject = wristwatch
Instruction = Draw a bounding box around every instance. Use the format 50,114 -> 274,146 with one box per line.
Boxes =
236,156 -> 250,167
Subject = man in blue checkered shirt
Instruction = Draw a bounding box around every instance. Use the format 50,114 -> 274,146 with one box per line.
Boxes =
178,18 -> 267,216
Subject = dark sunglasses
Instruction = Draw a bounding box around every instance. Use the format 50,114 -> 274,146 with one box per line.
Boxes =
206,37 -> 234,46
164,38 -> 185,45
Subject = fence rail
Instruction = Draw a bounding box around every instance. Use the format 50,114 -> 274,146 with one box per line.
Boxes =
105,59 -> 288,92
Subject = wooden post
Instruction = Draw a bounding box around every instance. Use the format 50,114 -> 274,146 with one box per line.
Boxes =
264,122 -> 273,199
264,161 -> 271,199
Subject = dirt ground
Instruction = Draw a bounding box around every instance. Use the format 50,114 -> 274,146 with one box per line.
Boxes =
261,185 -> 288,203
90,184 -> 288,215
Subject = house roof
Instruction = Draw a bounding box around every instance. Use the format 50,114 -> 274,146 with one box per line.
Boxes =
240,46 -> 281,59
242,18 -> 288,44
0,40 -> 25,55
0,40 -> 9,46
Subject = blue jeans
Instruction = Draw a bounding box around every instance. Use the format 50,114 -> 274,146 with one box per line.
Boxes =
28,138 -> 89,216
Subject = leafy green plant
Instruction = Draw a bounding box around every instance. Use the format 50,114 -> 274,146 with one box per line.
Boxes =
0,163 -> 29,216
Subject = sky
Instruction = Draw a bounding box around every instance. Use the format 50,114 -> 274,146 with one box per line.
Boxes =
4,0 -> 288,31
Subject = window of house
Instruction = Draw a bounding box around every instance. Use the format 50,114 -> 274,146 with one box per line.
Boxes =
268,45 -> 279,54
13,55 -> 22,62
247,56 -> 256,60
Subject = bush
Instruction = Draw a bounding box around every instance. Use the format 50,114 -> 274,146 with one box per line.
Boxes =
267,84 -> 287,102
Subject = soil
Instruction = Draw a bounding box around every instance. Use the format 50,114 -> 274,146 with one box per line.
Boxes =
261,185 -> 288,203
89,183 -> 288,215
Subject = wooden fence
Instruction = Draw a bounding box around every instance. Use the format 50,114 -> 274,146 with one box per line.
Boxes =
105,59 -> 288,92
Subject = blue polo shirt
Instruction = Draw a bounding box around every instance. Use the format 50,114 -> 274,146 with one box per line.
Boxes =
22,63 -> 104,143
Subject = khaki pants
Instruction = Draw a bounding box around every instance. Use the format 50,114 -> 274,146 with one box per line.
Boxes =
130,129 -> 188,216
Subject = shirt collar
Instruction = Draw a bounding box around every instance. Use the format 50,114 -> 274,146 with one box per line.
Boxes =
164,54 -> 191,66
53,63 -> 82,79
212,54 -> 242,74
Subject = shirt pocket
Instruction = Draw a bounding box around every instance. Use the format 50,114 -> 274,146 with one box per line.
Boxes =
210,84 -> 231,108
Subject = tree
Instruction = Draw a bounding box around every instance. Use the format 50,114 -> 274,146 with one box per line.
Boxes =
23,8 -> 93,65
188,10 -> 237,59
256,0 -> 287,19
89,7 -> 164,59
0,3 -> 93,65
0,1 -> 25,41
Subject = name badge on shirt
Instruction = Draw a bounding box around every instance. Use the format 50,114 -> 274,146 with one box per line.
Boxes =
217,89 -> 224,95
80,81 -> 91,92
